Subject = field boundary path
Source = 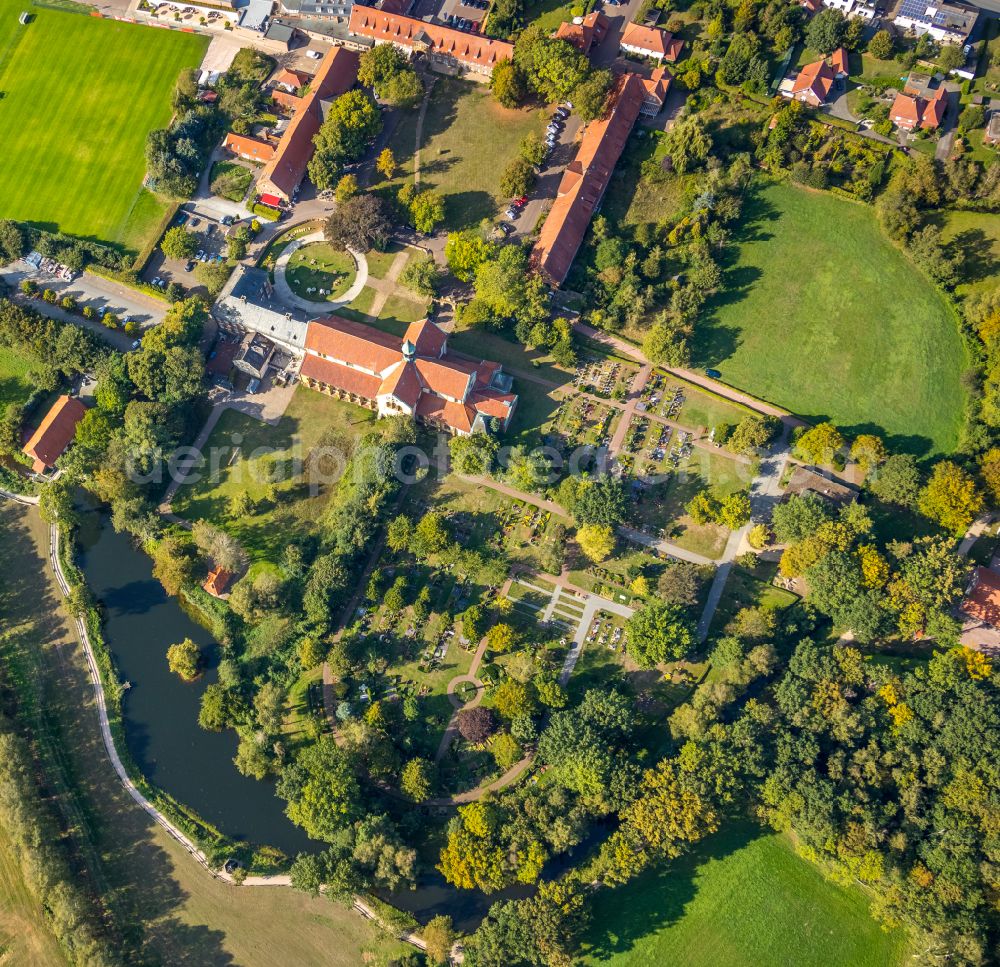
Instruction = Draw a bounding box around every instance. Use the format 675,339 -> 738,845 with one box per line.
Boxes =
0,494 -> 436,959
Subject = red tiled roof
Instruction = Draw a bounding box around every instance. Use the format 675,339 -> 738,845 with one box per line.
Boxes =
223,133 -> 276,162
470,390 -> 516,420
790,58 -> 835,104
532,73 -> 645,286
620,23 -> 683,61
273,67 -> 310,90
203,566 -> 233,596
312,45 -> 362,100
555,10 -> 608,54
643,65 -> 672,105
258,46 -> 360,200
404,318 -> 448,357
300,353 -> 384,398
830,47 -> 849,75
416,394 -> 474,433
379,361 -> 423,406
348,7 -> 513,70
306,314 -> 403,373
922,87 -> 947,129
272,89 -> 304,112
414,357 -> 473,401
890,91 -> 921,126
302,315 -> 515,433
22,395 -> 86,473
962,567 -> 1000,627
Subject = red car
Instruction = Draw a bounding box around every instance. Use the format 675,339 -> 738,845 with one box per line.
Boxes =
514,196 -> 528,206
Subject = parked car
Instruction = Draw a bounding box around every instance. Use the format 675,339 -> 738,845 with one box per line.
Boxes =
185,260 -> 195,272
206,223 -> 216,234
190,217 -> 201,227
221,215 -> 235,226
504,207 -> 517,219
130,339 -> 141,350
306,49 -> 322,59
705,368 -> 722,379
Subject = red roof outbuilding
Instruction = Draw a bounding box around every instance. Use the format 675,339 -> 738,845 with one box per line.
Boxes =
22,395 -> 86,474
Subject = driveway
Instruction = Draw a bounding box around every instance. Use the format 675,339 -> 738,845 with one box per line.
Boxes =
1,263 -> 167,337
513,112 -> 584,241
591,0 -> 650,67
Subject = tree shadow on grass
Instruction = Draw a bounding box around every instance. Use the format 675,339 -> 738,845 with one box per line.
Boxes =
948,228 -> 1000,286
443,190 -> 497,232
0,504 -> 234,965
690,186 -> 780,369
581,820 -> 765,963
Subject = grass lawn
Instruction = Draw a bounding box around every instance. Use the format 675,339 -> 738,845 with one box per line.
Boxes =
709,563 -> 799,637
170,388 -> 377,561
632,449 -> 751,560
365,242 -> 409,280
209,161 -> 253,202
694,181 -> 967,456
581,820 -> 910,967
932,208 -> 1000,301
0,7 -> 206,252
0,344 -> 36,409
388,78 -> 548,230
286,242 -> 356,302
0,826 -> 66,966
0,501 -> 410,966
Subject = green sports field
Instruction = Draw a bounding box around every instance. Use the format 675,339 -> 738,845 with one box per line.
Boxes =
0,4 -> 206,251
693,181 -> 967,456
582,822 -> 911,967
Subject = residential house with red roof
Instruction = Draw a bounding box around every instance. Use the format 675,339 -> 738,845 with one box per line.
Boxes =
962,567 -> 1000,629
203,567 -> 234,598
222,133 -> 277,163
273,67 -> 310,92
22,395 -> 86,474
299,316 -> 517,435
531,73 -> 646,287
787,56 -> 837,106
257,45 -> 360,202
555,10 -> 609,55
348,6 -> 513,78
890,86 -> 947,131
619,23 -> 684,62
640,66 -> 672,116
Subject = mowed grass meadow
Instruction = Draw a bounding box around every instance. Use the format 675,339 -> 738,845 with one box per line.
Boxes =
694,181 -> 967,455
0,5 -> 206,251
582,822 -> 911,967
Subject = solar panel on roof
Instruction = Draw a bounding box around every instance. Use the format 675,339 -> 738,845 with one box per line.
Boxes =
897,0 -> 928,18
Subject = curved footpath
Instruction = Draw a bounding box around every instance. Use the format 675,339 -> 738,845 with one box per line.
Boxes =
0,492 -> 429,955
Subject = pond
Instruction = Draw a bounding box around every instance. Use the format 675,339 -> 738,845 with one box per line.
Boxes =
75,509 -> 314,858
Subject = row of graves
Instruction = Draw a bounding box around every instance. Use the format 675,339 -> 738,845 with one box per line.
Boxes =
550,394 -> 618,451
586,610 -> 628,654
573,355 -> 636,400
636,370 -> 686,422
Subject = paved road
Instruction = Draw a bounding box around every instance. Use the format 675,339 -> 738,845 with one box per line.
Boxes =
2,263 -> 167,336
695,437 -> 791,640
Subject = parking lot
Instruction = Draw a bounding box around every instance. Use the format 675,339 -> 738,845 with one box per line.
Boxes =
142,206 -> 232,296
438,0 -> 489,31
510,105 -> 583,240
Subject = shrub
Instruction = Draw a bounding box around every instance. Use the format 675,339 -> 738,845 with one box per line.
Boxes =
253,203 -> 281,222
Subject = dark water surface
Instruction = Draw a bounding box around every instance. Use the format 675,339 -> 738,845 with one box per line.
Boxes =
75,510 -> 313,858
